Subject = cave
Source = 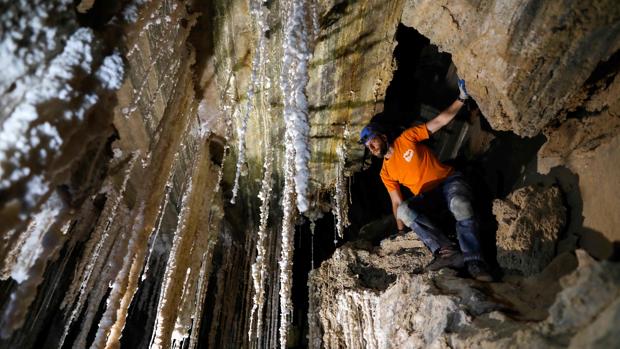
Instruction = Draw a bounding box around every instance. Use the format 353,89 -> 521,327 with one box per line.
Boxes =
1,1 -> 620,349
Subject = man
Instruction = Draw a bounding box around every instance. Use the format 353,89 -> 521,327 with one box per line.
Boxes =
359,80 -> 492,281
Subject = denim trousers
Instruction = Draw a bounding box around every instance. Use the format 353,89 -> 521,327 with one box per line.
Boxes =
396,172 -> 482,261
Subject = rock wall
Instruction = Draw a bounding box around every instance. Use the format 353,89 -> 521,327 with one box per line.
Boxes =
538,62 -> 620,255
402,0 -> 620,137
0,1 -> 234,348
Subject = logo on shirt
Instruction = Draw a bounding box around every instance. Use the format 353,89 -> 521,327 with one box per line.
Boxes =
403,149 -> 414,162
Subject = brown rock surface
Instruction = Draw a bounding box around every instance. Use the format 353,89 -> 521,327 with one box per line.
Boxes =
493,185 -> 566,275
538,64 -> 620,253
401,0 -> 620,137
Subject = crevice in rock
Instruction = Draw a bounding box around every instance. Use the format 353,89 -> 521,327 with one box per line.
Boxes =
349,264 -> 396,291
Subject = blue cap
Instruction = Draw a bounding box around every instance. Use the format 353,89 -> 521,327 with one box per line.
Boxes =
358,122 -> 386,144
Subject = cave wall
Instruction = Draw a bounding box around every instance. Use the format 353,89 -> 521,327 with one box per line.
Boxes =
402,0 -> 620,137
1,0 -> 619,348
0,1 -> 229,348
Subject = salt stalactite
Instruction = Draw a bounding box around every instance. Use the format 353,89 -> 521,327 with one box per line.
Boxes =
149,134 -> 215,349
333,144 -> 351,240
142,181 -> 172,280
280,0 -> 313,213
91,204 -> 145,349
248,146 -> 274,340
230,0 -> 269,204
214,71 -> 237,194
246,0 -> 275,341
0,192 -> 67,339
188,236 -> 219,349
170,183 -> 221,349
58,152 -> 138,348
150,174 -> 195,349
278,133 -> 297,349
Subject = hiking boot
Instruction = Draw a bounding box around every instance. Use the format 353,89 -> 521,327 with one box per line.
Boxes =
466,260 -> 493,282
426,248 -> 464,271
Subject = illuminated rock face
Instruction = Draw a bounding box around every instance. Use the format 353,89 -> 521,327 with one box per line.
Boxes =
0,0 -> 619,348
493,185 -> 566,276
402,0 -> 620,137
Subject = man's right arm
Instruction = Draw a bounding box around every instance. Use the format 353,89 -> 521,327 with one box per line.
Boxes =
388,188 -> 405,231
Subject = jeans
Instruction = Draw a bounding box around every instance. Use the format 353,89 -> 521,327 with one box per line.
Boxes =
396,172 -> 483,261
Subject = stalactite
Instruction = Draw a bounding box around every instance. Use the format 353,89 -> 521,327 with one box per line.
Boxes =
248,146 -> 274,340
187,236 -> 218,349
91,204 -> 145,349
333,144 -> 351,240
280,0 -> 312,213
142,180 -> 173,281
278,133 -> 297,349
58,152 -> 139,348
149,132 -> 217,349
0,192 -> 67,339
214,73 -> 237,194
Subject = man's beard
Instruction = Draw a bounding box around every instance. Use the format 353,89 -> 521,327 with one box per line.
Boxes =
373,142 -> 388,158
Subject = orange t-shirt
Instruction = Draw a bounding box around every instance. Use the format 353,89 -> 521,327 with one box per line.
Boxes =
380,124 -> 453,195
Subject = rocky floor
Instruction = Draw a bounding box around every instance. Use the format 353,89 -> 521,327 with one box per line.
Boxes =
308,229 -> 620,348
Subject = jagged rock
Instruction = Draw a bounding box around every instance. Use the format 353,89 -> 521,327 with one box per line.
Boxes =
541,250 -> 620,335
309,236 -> 620,348
493,185 -> 566,276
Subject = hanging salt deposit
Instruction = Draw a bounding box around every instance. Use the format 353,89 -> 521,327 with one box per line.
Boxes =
333,144 -> 351,240
0,192 -> 67,339
278,134 -> 297,349
275,0 -> 315,346
280,0 -> 312,213
248,139 -> 274,339
57,151 -> 138,348
150,133 -> 218,349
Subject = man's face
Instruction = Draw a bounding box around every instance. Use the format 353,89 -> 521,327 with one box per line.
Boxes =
365,134 -> 388,158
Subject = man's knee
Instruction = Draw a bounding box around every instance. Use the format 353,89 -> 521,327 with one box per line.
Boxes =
449,195 -> 473,221
396,203 -> 418,227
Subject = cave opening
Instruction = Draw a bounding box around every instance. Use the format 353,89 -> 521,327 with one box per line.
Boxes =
286,24 -> 558,347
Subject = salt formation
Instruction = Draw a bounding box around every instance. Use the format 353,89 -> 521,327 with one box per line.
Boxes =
1,0 -> 619,348
0,192 -> 66,338
278,138 -> 297,349
60,153 -> 138,345
333,144 -> 351,240
309,234 -> 620,348
279,0 -> 312,213
248,147 -> 274,339
0,23 -> 123,210
247,0 -> 275,333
